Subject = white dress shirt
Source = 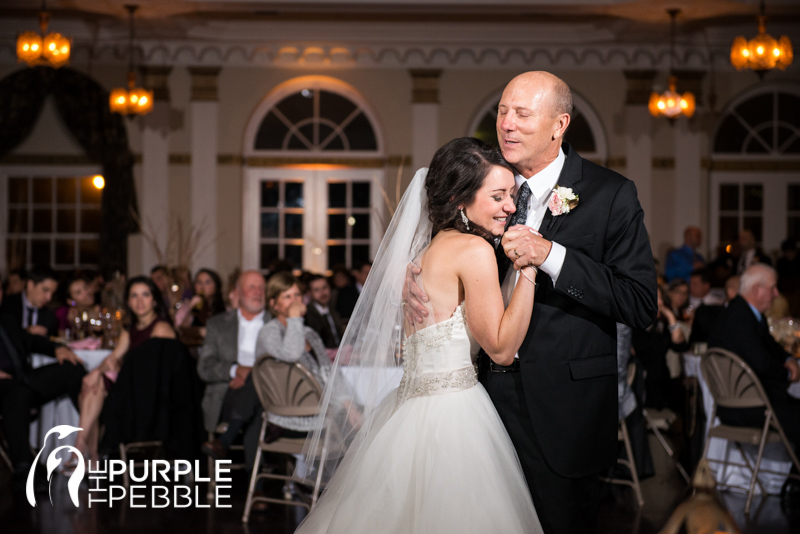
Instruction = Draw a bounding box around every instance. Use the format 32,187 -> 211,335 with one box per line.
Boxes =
229,309 -> 266,378
502,147 -> 568,296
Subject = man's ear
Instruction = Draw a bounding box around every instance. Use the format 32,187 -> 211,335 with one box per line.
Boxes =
552,113 -> 570,141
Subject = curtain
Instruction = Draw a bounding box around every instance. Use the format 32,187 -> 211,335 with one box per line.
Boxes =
0,66 -> 139,278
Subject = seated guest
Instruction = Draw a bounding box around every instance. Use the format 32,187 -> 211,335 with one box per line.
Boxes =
2,268 -> 26,296
707,263 -> 800,504
199,271 -> 269,472
72,276 -> 175,462
0,283 -> 85,493
632,286 -> 689,411
724,275 -> 740,303
0,265 -> 59,338
255,272 -> 355,435
304,274 -> 345,349
667,278 -> 692,324
150,264 -> 173,314
175,268 -> 226,335
55,274 -> 101,336
689,269 -> 725,309
331,264 -> 358,321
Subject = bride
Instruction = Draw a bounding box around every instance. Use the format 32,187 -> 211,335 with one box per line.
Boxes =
294,137 -> 543,533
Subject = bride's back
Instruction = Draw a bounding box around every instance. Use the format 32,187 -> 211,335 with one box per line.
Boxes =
414,230 -> 485,327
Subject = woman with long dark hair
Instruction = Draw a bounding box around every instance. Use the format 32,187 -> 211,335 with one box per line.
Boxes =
70,276 -> 175,463
293,138 -> 542,533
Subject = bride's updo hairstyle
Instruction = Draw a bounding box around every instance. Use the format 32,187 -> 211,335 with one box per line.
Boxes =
425,137 -> 517,242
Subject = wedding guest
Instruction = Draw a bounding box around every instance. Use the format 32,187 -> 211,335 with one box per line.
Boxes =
55,275 -> 101,336
330,264 -> 357,321
736,229 -> 772,274
304,274 -> 345,349
175,268 -> 226,331
199,270 -> 269,472
71,276 -> 175,462
708,263 -> 800,506
724,275 -> 741,303
632,286 -> 689,411
0,283 -> 85,494
665,226 -> 706,283
255,272 -> 355,436
2,268 -> 25,296
150,264 -> 172,312
0,265 -> 59,338
666,278 -> 692,323
689,269 -> 725,309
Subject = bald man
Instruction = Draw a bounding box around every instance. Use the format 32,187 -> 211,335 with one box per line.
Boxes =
491,72 -> 657,533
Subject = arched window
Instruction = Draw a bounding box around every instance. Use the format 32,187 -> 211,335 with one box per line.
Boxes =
714,86 -> 800,155
242,77 -> 385,273
709,83 -> 800,256
468,90 -> 607,162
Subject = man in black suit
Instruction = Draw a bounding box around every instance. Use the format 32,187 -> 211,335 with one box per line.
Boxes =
406,71 -> 657,533
707,263 -> 800,503
490,71 -> 657,533
0,283 -> 85,493
304,275 -> 345,349
0,265 -> 59,339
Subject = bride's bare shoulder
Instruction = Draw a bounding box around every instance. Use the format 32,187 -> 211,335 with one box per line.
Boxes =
431,231 -> 495,260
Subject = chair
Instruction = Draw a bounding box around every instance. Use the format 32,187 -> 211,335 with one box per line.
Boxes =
0,414 -> 13,472
118,440 -> 163,489
642,407 -> 692,484
600,362 -> 644,506
242,356 -> 327,523
700,346 -> 800,514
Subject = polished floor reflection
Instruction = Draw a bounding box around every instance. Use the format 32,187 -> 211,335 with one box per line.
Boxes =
1,435 -> 796,534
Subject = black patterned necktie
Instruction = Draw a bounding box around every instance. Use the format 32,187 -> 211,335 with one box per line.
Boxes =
497,182 -> 532,279
508,182 -> 532,228
26,306 -> 35,328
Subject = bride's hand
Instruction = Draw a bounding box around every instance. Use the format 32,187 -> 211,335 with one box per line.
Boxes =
402,263 -> 429,324
502,225 -> 548,270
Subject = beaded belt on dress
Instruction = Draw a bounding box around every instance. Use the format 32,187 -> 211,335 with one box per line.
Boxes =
395,365 -> 478,408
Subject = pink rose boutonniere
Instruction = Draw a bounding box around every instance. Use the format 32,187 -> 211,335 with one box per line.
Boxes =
548,185 -> 579,217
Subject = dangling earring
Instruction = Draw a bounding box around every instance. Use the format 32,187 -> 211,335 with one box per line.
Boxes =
459,208 -> 470,230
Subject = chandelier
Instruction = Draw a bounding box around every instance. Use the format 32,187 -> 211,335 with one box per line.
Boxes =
16,1 -> 71,68
730,0 -> 793,74
649,9 -> 696,120
109,5 -> 153,116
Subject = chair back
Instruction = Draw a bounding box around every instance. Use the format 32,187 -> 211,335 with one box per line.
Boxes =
252,355 -> 324,418
701,347 -> 771,410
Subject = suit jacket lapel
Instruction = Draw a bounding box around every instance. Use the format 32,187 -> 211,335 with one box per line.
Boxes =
540,143 -> 583,242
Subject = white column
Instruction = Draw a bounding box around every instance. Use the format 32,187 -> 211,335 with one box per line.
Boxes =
189,67 -> 220,271
138,66 -> 172,275
623,71 -> 656,231
410,70 -> 442,169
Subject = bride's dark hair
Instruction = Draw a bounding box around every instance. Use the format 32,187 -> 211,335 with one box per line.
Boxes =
425,137 -> 517,242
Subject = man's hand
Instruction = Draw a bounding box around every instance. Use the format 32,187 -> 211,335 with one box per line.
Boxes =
402,263 -> 429,325
228,377 -> 245,389
55,346 -> 84,366
82,369 -> 104,394
27,325 -> 48,336
501,225 -> 547,270
0,370 -> 12,379
785,358 -> 800,382
235,365 -> 252,382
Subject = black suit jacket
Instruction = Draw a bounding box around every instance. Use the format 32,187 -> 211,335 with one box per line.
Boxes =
707,295 -> 792,404
0,312 -> 58,384
304,303 -> 345,349
0,292 -> 58,338
507,143 -> 657,478
689,304 -> 724,345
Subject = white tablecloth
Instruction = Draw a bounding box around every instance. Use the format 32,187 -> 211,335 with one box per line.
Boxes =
685,352 -> 800,494
29,349 -> 111,461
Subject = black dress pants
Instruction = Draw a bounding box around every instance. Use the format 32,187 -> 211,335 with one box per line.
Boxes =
483,368 -> 600,534
0,361 -> 85,469
219,374 -> 263,472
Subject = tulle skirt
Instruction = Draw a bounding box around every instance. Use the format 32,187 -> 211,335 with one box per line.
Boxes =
295,383 -> 542,534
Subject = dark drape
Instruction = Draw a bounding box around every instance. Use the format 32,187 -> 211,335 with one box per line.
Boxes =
0,66 -> 138,277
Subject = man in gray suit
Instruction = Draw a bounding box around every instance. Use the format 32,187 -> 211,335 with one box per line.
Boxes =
198,270 -> 270,471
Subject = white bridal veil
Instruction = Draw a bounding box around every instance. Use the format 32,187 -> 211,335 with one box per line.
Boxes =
295,167 -> 433,487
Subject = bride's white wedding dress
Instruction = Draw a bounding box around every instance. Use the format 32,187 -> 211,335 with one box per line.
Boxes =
295,302 -> 543,534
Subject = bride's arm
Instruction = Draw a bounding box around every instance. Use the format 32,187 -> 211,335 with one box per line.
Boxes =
459,237 -> 536,366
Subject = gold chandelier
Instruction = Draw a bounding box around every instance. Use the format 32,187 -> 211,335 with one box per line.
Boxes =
649,9 -> 696,120
16,2 -> 71,68
730,0 -> 793,74
109,5 -> 153,116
